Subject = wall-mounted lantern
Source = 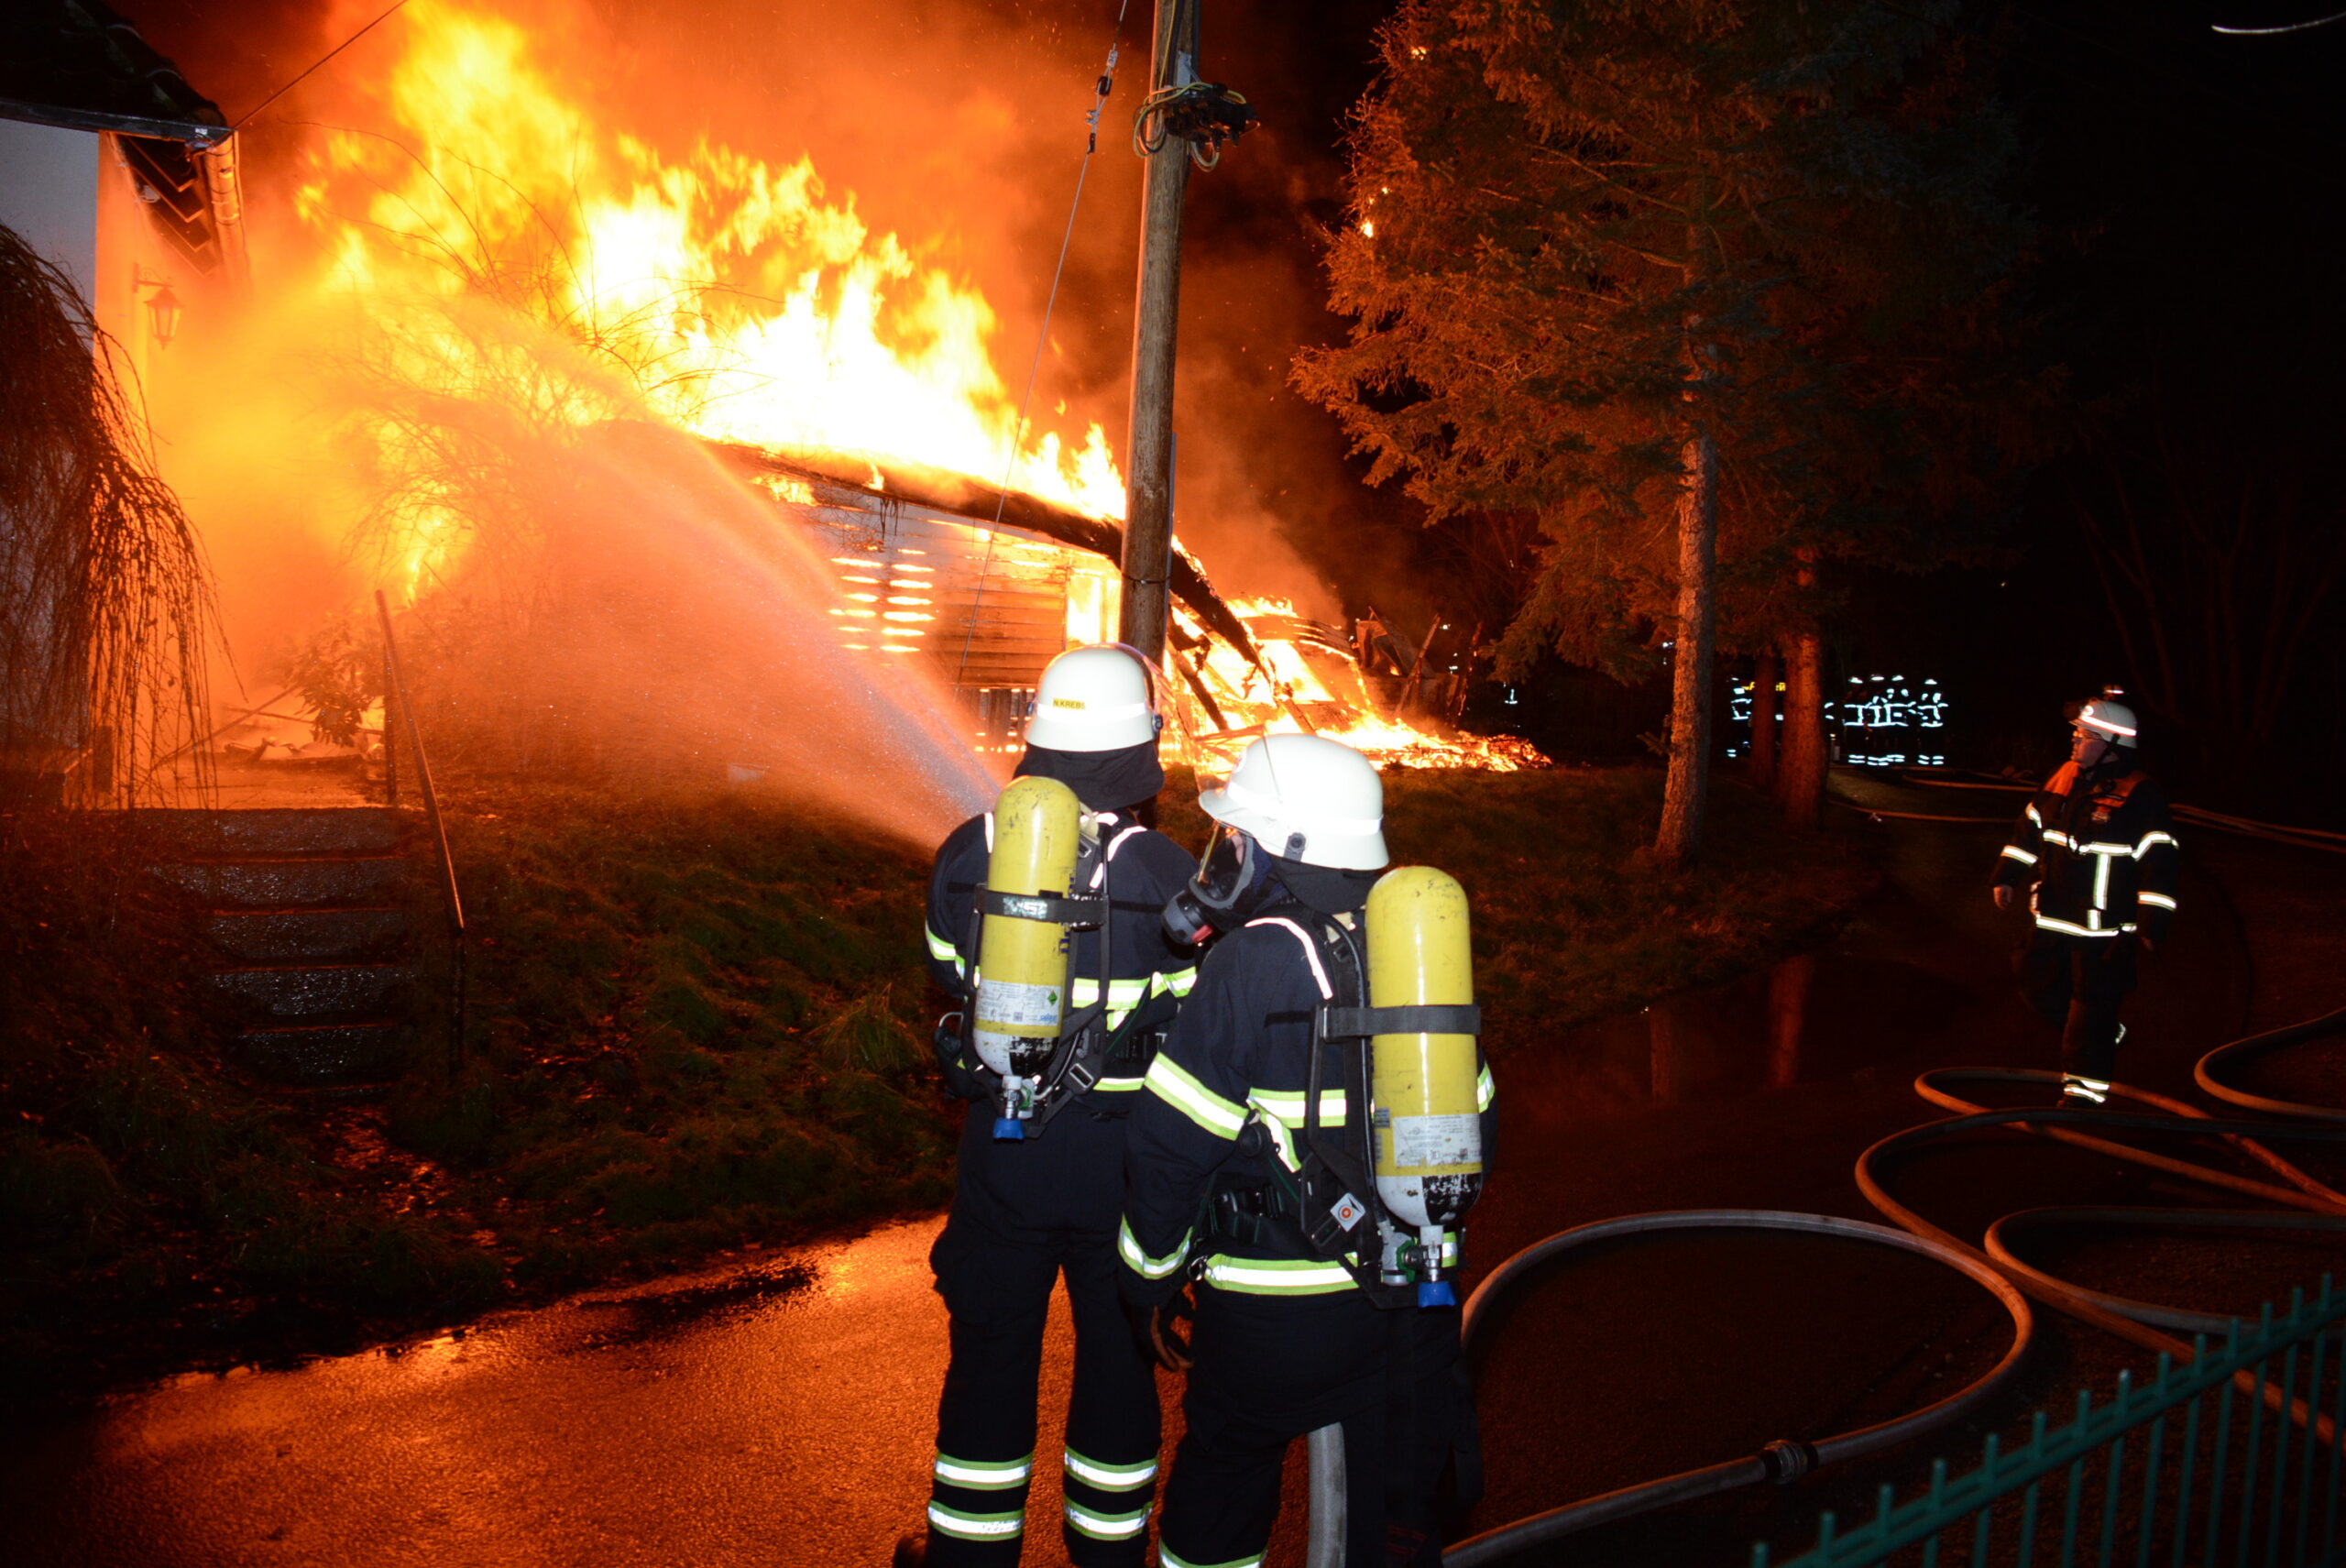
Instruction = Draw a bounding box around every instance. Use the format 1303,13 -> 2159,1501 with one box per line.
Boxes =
133,268 -> 182,349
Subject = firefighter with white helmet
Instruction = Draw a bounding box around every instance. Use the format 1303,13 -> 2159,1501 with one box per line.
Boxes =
901,645 -> 1200,1568
1122,732 -> 1495,1566
1991,688 -> 2181,1106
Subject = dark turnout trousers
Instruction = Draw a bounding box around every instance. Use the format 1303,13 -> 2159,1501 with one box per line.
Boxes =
2016,928 -> 2140,1085
925,1107 -> 1160,1565
1157,1286 -> 1472,1568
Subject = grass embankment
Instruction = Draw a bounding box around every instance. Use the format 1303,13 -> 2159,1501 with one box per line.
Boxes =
1,765 -> 1869,1392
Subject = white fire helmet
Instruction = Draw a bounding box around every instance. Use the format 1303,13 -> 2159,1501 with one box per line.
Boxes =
1200,732 -> 1388,871
1023,644 -> 1162,752
2076,692 -> 2140,749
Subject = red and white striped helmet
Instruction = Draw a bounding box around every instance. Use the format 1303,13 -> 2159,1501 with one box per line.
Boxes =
2075,690 -> 2139,749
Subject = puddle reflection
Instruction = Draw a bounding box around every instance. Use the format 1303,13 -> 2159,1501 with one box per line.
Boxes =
1504,950 -> 1971,1126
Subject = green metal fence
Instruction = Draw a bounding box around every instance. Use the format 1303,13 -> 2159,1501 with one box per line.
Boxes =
1758,1277 -> 2346,1568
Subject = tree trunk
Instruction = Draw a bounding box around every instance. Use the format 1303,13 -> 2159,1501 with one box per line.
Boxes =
1777,557 -> 1825,828
1654,428 -> 1716,864
1749,645 -> 1779,789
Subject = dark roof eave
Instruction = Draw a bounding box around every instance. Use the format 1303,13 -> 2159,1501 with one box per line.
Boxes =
0,94 -> 231,146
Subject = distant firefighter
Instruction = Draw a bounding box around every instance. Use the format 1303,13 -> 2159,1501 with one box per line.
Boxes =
1990,689 -> 2180,1106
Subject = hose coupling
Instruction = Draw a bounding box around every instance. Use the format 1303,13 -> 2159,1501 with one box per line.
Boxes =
1761,1439 -> 1818,1485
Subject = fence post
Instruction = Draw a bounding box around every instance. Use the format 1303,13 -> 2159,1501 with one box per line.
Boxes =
381,641 -> 398,806
374,590 -> 464,1075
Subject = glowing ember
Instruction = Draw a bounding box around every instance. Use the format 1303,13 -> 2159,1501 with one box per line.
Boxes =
1175,598 -> 1539,773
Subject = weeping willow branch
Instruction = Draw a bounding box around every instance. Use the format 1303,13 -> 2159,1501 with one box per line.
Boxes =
0,222 -> 216,806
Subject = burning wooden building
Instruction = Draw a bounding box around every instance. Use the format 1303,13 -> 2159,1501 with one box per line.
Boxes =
723,444 -> 1539,774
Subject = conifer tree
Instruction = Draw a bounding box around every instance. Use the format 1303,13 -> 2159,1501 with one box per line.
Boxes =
1297,0 -> 2034,856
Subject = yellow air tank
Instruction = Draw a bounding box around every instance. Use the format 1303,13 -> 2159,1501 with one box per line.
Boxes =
972,775 -> 1083,1139
1365,865 -> 1484,1303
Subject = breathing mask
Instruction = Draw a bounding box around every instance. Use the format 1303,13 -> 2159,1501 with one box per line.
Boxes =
1162,822 -> 1277,946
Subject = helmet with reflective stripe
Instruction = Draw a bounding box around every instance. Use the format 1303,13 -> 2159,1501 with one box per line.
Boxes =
1199,733 -> 1387,871
1024,644 -> 1161,751
2076,690 -> 2139,750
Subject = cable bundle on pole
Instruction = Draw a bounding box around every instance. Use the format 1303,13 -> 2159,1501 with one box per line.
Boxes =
1132,79 -> 1256,168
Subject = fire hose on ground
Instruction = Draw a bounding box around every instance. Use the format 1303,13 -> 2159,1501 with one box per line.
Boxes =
1291,1009 -> 2346,1565
1825,768 -> 2346,857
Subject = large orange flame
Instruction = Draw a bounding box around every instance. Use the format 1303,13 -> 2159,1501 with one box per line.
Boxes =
269,0 -> 1535,775
294,0 -> 1123,594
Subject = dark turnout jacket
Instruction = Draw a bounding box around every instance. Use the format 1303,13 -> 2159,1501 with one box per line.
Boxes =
1992,762 -> 2180,945
1116,899 -> 1496,1309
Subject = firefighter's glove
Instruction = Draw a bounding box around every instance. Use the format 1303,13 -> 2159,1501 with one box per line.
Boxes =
1129,1289 -> 1195,1372
930,1014 -> 991,1102
1992,884 -> 2017,912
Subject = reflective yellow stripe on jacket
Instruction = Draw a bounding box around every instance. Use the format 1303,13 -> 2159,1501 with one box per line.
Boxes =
1143,1054 -> 1247,1138
1197,1255 -> 1359,1295
1117,1215 -> 1191,1280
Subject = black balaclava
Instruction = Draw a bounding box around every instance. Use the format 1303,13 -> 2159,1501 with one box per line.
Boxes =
1269,855 -> 1381,916
1014,740 -> 1165,815
2072,732 -> 2132,784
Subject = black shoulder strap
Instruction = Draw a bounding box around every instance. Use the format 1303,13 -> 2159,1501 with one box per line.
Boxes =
991,819 -> 1120,1136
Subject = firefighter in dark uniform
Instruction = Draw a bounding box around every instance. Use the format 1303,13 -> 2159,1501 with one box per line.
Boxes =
1991,689 -> 2181,1106
1117,733 -> 1496,1568
899,646 -> 1200,1568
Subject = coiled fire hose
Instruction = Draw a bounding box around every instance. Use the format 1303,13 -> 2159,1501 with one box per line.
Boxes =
1292,1011 -> 2346,1565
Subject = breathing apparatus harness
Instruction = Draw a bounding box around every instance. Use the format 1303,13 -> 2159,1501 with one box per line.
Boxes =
938,813 -> 1168,1137
1206,902 -> 1483,1310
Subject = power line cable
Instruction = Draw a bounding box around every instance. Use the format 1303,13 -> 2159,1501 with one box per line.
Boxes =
230,0 -> 412,131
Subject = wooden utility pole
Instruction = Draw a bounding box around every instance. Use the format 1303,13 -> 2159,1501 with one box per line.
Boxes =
1117,0 -> 1197,664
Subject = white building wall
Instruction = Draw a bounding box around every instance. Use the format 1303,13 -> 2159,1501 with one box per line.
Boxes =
0,119 -> 100,306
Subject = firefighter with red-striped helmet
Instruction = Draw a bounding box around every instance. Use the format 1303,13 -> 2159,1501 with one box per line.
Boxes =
1990,689 -> 2181,1106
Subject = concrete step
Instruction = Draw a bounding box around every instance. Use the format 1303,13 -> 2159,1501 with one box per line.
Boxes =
231,1022 -> 413,1086
208,962 -> 420,1019
157,855 -> 412,909
201,907 -> 412,964
135,806 -> 403,858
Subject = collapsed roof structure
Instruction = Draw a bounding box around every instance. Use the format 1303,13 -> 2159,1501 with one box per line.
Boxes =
715,443 -> 1536,772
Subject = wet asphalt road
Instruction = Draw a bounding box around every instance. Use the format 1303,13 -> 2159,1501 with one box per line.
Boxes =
6,780 -> 2337,1568
5,1221 -> 959,1566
